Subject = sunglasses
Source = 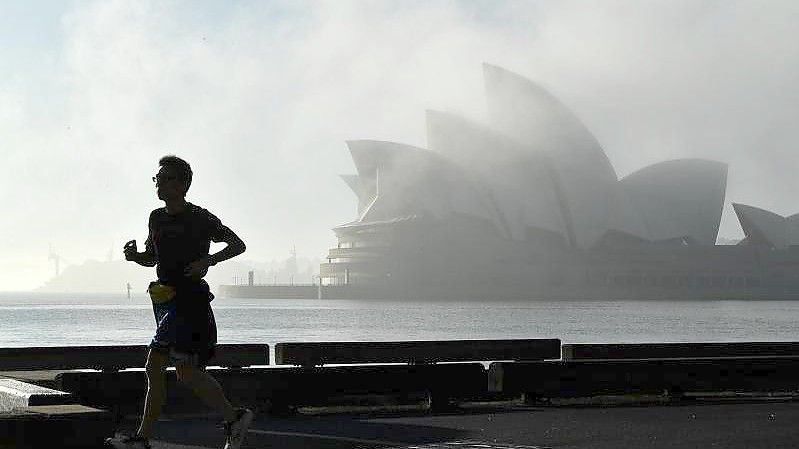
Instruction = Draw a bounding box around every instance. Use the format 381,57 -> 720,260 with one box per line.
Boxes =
152,175 -> 178,183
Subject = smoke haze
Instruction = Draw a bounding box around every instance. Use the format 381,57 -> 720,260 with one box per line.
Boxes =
2,0 -> 798,291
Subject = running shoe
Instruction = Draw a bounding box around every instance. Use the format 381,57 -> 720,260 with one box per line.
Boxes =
105,433 -> 151,449
223,408 -> 254,449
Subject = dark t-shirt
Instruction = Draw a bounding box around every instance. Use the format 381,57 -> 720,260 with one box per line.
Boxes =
145,203 -> 230,285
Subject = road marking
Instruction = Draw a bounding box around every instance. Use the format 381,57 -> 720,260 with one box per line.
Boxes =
387,444 -> 552,449
388,443 -> 552,449
248,429 -> 404,446
247,431 -> 552,449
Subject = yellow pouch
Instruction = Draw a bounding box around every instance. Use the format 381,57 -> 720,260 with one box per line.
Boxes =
148,282 -> 176,304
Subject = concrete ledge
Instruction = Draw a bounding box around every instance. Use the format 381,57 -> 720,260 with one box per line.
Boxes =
562,342 -> 799,360
263,363 -> 488,412
275,339 -> 561,366
211,344 -> 270,368
57,364 -> 488,415
0,345 -> 147,371
57,368 -> 265,417
0,344 -> 269,372
489,357 -> 799,398
0,379 -> 73,412
0,404 -> 113,449
0,370 -> 79,389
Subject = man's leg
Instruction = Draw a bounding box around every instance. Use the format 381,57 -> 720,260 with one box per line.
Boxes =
175,358 -> 236,422
176,359 -> 254,449
136,349 -> 169,439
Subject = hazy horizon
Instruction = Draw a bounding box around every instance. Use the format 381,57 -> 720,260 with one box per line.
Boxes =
3,1 -> 799,291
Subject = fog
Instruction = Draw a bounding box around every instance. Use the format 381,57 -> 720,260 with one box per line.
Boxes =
2,1 -> 799,291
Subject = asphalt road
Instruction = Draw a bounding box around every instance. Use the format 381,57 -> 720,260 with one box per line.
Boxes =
112,400 -> 799,449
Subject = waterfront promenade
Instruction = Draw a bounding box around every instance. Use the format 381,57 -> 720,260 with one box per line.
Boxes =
123,399 -> 799,448
4,340 -> 799,447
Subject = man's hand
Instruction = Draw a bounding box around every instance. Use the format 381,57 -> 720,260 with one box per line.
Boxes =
184,257 -> 211,280
123,240 -> 139,262
124,240 -> 156,267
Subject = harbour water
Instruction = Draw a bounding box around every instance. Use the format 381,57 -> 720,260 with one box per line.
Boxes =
2,292 -> 799,352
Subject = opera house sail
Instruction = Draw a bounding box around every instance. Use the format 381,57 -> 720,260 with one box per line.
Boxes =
315,64 -> 799,300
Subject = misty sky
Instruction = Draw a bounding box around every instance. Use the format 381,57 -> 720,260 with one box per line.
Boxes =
2,0 -> 799,291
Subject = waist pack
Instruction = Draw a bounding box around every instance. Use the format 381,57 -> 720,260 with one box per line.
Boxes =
147,282 -> 176,304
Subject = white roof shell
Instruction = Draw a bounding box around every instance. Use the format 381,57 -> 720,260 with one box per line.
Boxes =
621,159 -> 728,245
339,174 -> 367,216
339,65 -> 730,250
425,110 -> 565,241
483,64 -> 647,247
733,203 -> 799,249
346,140 -> 502,227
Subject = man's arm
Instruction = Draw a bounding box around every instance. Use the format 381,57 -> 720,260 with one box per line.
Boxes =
184,227 -> 246,279
133,249 -> 158,267
124,212 -> 158,267
123,242 -> 157,267
207,231 -> 246,266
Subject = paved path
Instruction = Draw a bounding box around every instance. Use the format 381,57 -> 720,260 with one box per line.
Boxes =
112,400 -> 799,449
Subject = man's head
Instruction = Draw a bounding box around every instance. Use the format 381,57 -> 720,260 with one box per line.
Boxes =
155,155 -> 193,201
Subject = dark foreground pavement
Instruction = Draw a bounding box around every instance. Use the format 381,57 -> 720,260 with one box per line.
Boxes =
107,400 -> 799,449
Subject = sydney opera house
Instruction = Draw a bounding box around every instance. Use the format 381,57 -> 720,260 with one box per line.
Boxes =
318,64 -> 799,300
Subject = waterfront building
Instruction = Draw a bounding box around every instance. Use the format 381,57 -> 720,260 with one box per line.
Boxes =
318,64 -> 799,300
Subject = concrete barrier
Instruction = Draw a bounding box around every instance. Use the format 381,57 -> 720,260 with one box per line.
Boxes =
0,344 -> 269,371
0,404 -> 113,449
275,339 -> 561,366
56,368 -> 262,417
211,344 -> 270,368
489,357 -> 799,399
0,379 -> 73,412
57,363 -> 488,415
261,363 -> 488,412
562,342 -> 799,360
0,370 -> 72,389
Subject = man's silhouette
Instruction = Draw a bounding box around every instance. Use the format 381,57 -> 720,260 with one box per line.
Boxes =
108,156 -> 252,449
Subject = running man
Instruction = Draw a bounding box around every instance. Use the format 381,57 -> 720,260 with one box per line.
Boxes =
108,156 -> 253,449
